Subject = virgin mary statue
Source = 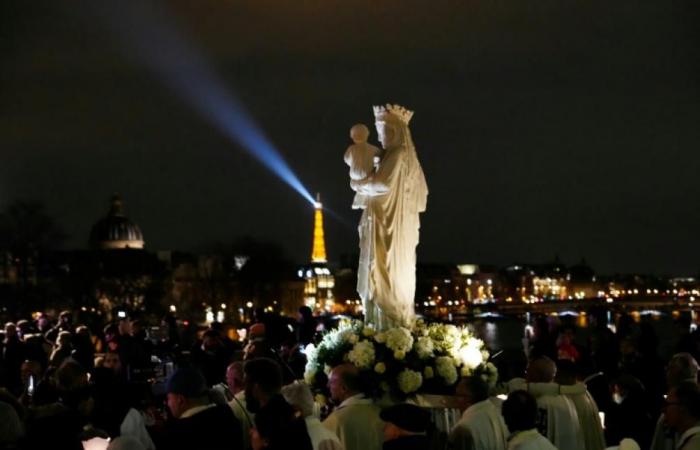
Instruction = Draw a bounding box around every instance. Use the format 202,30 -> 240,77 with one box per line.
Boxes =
350,104 -> 428,329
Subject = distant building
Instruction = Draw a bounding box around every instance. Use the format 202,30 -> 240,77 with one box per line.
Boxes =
89,195 -> 145,250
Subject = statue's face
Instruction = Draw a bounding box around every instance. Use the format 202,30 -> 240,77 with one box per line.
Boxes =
376,121 -> 398,149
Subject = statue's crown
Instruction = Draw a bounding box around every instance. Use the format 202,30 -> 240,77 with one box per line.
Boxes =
373,103 -> 413,125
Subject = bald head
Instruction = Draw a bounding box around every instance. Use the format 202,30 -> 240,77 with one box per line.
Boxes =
667,353 -> 699,388
526,356 -> 557,383
328,363 -> 362,404
226,361 -> 245,394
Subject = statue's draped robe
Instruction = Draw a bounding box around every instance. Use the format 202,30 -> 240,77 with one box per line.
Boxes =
354,129 -> 427,329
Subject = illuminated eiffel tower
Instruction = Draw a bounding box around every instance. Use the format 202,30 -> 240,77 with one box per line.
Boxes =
311,193 -> 327,263
298,193 -> 335,311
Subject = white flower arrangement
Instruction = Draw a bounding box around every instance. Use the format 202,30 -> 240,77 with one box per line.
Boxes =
435,356 -> 459,385
347,340 -> 376,369
304,319 -> 492,399
384,327 -> 414,354
397,369 -> 423,394
414,336 -> 435,359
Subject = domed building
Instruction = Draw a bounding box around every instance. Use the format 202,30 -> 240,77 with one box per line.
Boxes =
89,195 -> 145,250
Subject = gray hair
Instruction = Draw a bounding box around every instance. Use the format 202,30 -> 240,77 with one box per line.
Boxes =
281,382 -> 315,417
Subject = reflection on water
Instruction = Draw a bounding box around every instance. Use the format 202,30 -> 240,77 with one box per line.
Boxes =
466,309 -> 692,362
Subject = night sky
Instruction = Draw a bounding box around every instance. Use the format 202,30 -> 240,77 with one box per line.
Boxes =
2,0 -> 699,275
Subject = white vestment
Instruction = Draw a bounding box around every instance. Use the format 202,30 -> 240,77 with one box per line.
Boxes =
323,394 -> 384,450
507,429 -> 559,450
353,125 -> 427,329
449,399 -> 508,450
305,416 -> 344,450
120,408 -> 156,450
507,379 -> 585,450
228,391 -> 254,450
558,383 -> 606,450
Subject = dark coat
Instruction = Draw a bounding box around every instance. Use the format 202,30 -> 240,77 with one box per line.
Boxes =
162,404 -> 243,450
384,435 -> 430,450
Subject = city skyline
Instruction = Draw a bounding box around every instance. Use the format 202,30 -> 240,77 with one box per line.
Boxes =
2,0 -> 699,275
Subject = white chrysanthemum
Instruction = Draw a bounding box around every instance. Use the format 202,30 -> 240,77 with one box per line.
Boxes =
436,356 -> 458,385
397,369 -> 423,394
384,327 -> 414,354
347,340 -> 376,369
414,336 -> 434,359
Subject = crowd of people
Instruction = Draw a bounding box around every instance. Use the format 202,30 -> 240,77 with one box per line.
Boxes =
0,306 -> 699,450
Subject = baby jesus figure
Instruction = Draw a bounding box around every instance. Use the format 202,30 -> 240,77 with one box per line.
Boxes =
344,123 -> 382,209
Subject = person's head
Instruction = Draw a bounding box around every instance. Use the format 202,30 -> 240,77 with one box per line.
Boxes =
328,363 -> 362,404
620,336 -> 638,356
281,382 -> 315,418
526,356 -> 556,383
251,396 -> 308,450
0,400 -> 23,447
202,329 -> 223,352
57,330 -> 72,347
502,390 -> 538,433
117,318 -> 131,336
613,374 -> 645,404
4,322 -> 16,339
165,367 -> 209,419
59,310 -> 72,325
75,325 -> 90,339
455,375 -> 490,412
297,306 -> 313,323
103,351 -> 122,374
244,358 -> 283,413
16,319 -> 31,336
380,403 -> 431,442
226,361 -> 245,394
664,382 -> 700,433
666,353 -> 699,388
350,124 -> 369,144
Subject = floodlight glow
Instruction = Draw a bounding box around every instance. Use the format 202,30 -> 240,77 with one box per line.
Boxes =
92,1 -> 315,205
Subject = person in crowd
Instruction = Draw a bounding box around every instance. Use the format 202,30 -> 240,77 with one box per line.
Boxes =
245,358 -> 312,450
102,350 -> 125,379
161,367 -> 242,450
282,381 -> 343,450
502,390 -> 558,450
449,375 -> 508,450
297,306 -> 317,346
553,359 -> 606,450
24,359 -> 94,450
605,374 -> 653,449
49,330 -> 73,368
663,382 -> 700,450
191,329 -> 231,387
45,310 -> 73,343
128,319 -> 153,371
380,403 -> 431,450
72,325 -> 95,370
507,356 -> 584,450
92,365 -> 156,450
323,363 -> 384,450
0,400 -> 23,449
224,361 -> 255,450
2,322 -> 26,395
651,353 -> 699,450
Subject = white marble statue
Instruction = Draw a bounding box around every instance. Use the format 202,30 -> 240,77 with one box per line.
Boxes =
349,104 -> 428,329
344,124 -> 382,210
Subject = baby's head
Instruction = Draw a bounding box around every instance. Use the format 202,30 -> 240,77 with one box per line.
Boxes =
350,124 -> 370,144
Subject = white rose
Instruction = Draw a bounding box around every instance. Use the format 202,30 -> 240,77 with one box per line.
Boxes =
397,369 -> 423,394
